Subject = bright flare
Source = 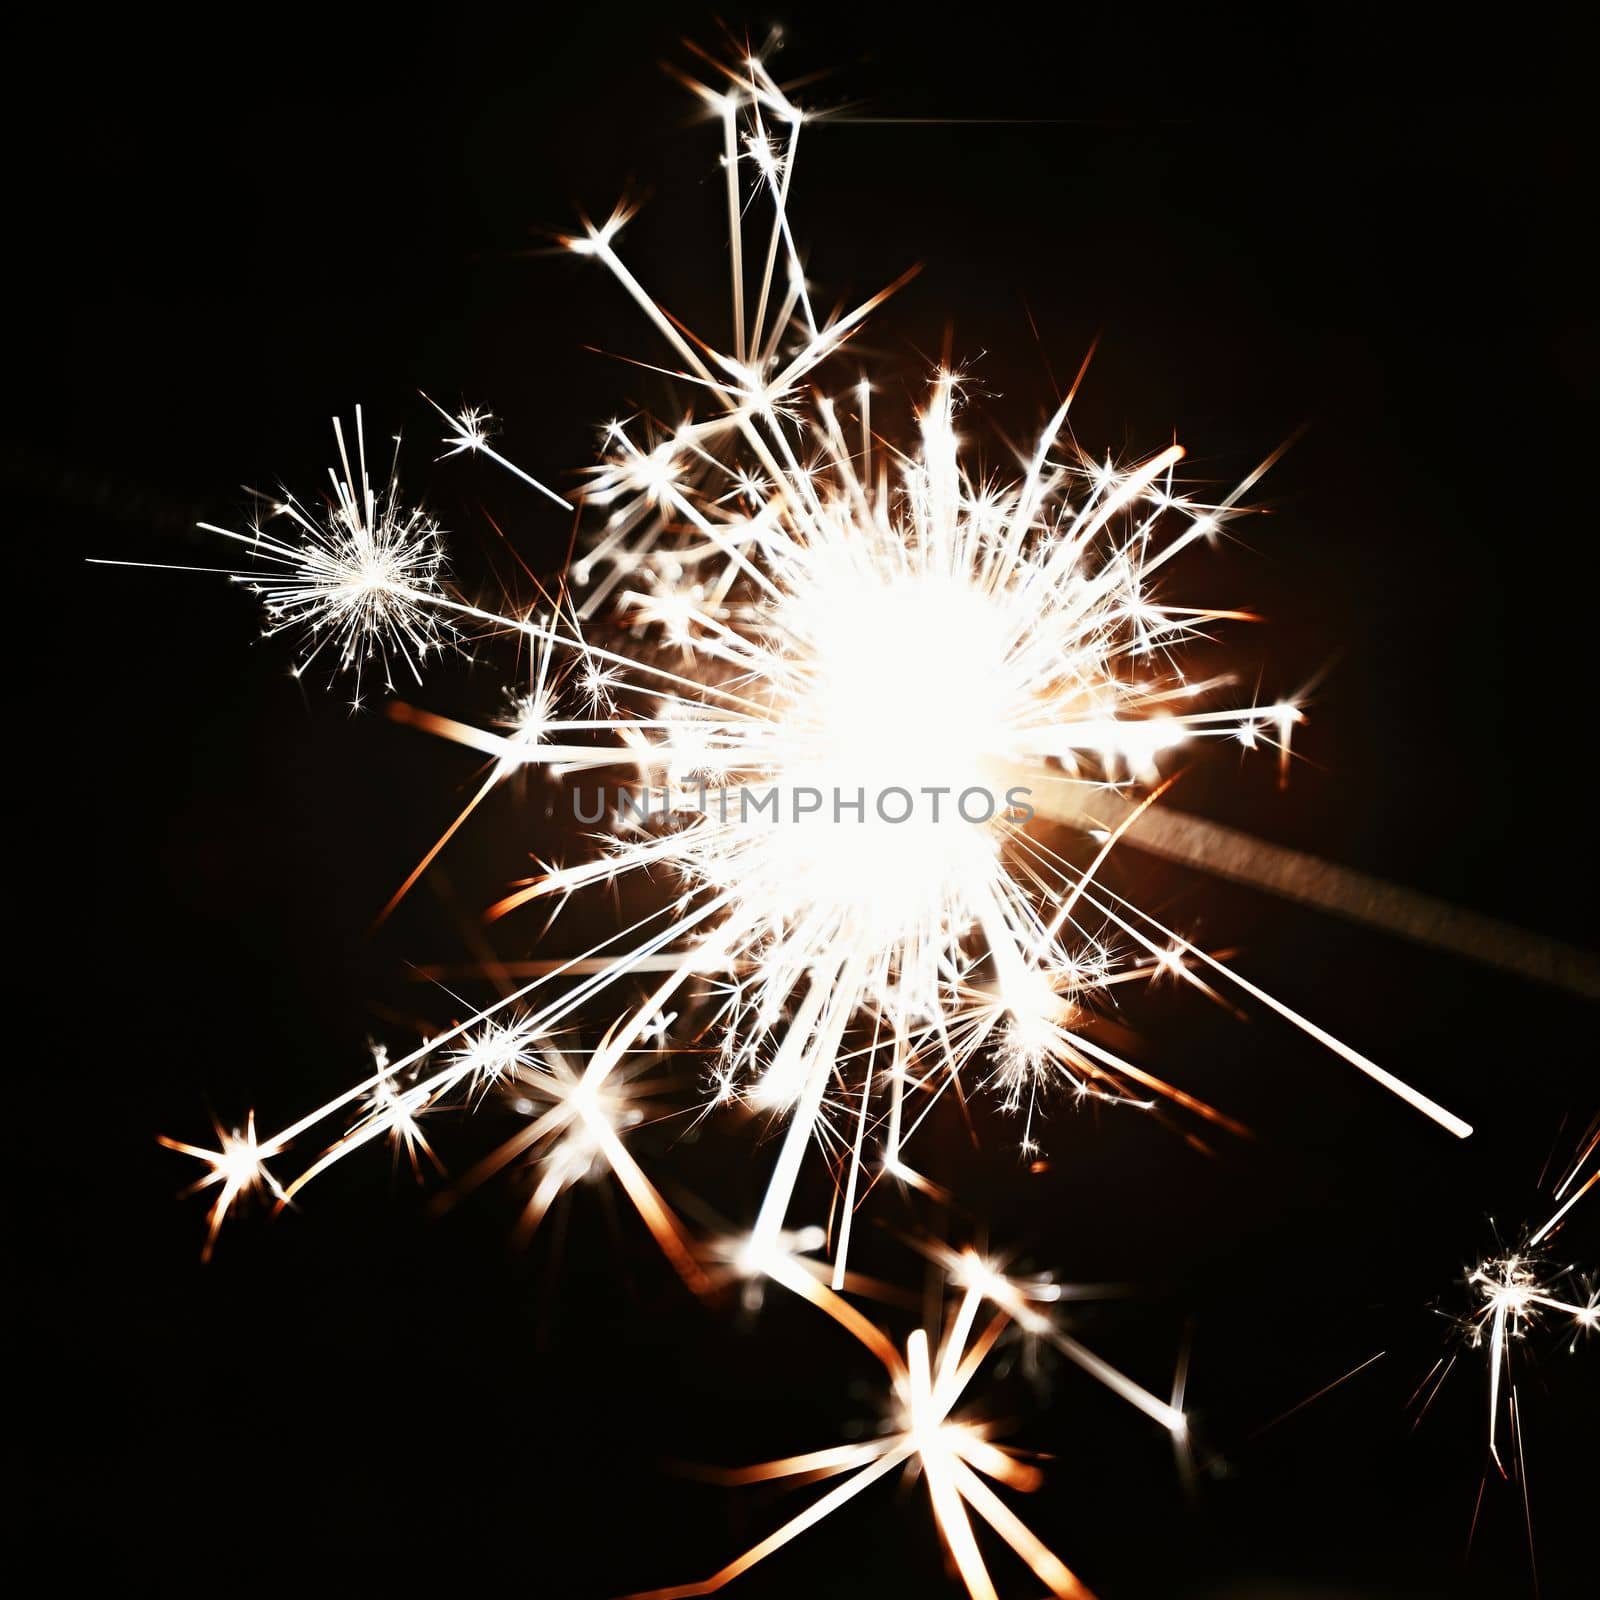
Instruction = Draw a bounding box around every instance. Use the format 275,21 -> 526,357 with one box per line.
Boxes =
156,48 -> 1469,1287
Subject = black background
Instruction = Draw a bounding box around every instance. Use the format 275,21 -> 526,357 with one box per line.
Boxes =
16,6 -> 1598,1596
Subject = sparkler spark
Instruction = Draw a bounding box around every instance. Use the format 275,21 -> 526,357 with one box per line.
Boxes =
157,1112 -> 286,1264
196,409 -> 461,705
632,1246 -> 1136,1600
1451,1127 -> 1599,1476
1404,1117 -> 1597,1583
1467,1247 -> 1596,1474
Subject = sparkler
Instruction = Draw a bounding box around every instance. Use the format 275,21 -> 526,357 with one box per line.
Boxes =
120,41 -> 1519,1596
147,52 -> 1469,1281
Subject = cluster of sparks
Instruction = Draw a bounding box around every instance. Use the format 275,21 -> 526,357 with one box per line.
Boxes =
628,1242 -> 1189,1600
128,45 -> 1592,1598
201,415 -> 457,707
1412,1121 -> 1598,1512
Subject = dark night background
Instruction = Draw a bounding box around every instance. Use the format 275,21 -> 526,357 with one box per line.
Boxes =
14,6 -> 1598,1596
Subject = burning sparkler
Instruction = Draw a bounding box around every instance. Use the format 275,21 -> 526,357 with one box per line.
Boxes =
146,52 -> 1470,1288
113,41 -> 1526,1595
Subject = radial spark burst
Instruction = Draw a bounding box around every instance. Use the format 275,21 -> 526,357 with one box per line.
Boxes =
1464,1245 -> 1597,1470
156,1112 -> 287,1264
193,408 -> 458,705
634,1241 -> 1188,1600
1402,1116 -> 1597,1580
1429,1129 -> 1598,1451
151,49 -> 1470,1281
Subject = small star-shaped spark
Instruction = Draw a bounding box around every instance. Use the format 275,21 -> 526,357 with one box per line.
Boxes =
158,1112 -> 287,1261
